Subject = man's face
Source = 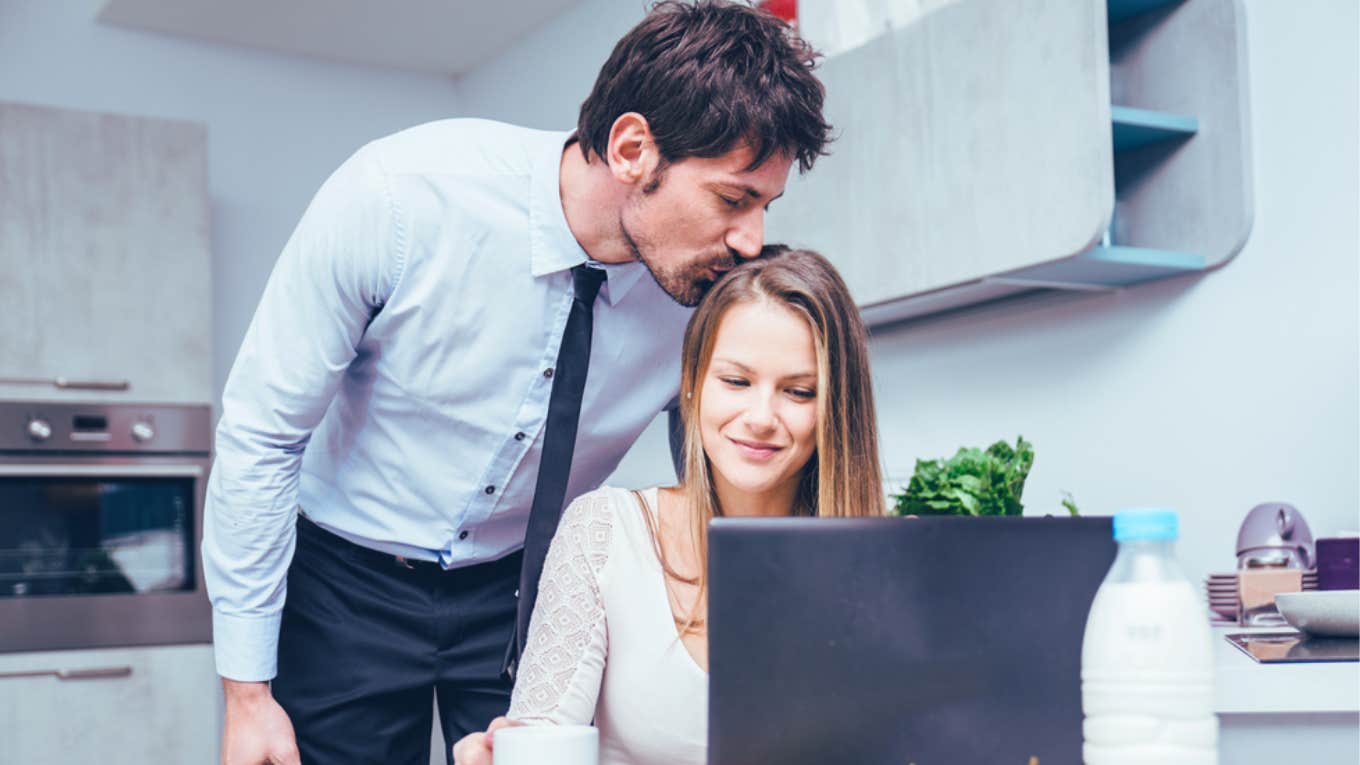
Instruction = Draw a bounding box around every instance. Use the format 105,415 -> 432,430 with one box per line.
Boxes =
619,145 -> 793,307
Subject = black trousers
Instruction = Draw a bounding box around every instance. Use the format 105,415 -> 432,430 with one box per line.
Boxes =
273,515 -> 521,765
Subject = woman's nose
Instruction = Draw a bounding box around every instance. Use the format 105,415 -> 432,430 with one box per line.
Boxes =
740,391 -> 778,432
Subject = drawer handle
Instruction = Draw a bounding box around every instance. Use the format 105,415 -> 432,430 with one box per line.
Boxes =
0,666 -> 133,681
0,376 -> 131,391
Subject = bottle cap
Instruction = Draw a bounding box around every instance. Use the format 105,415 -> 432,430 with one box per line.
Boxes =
1114,508 -> 1179,541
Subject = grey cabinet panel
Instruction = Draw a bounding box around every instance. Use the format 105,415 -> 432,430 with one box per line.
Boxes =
0,102 -> 212,403
0,644 -> 221,763
769,0 -> 1113,308
767,0 -> 1252,324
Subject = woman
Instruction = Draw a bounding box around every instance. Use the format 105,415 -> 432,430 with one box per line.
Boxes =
454,248 -> 884,765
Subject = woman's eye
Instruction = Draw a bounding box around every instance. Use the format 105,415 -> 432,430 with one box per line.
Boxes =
788,388 -> 817,400
719,377 -> 749,388
719,195 -> 741,208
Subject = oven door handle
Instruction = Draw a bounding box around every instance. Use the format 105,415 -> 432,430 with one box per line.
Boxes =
0,666 -> 133,681
0,464 -> 204,478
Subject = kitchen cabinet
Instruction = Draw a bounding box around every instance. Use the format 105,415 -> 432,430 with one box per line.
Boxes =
0,643 -> 221,763
0,101 -> 212,403
767,0 -> 1252,325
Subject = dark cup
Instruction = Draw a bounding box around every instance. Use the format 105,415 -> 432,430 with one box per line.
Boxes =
1315,536 -> 1360,591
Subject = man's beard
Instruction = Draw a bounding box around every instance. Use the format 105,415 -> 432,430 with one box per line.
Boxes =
621,221 -> 719,307
621,171 -> 732,307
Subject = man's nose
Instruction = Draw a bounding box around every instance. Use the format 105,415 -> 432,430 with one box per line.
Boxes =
726,210 -> 764,261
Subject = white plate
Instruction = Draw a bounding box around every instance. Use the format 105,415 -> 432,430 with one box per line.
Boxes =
1274,590 -> 1360,637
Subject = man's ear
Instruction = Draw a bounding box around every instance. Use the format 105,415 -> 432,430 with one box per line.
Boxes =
606,112 -> 659,186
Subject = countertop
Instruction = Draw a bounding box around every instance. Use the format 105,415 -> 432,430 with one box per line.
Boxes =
1213,626 -> 1360,714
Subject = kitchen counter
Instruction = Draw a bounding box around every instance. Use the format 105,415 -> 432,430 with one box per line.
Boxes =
1212,626 -> 1360,764
1213,626 -> 1360,714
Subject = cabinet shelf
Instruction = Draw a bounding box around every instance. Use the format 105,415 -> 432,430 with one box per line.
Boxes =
859,246 -> 1207,327
1000,245 -> 1206,288
1108,0 -> 1184,24
1111,105 -> 1198,150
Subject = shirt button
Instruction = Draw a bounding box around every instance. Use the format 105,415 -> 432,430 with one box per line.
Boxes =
484,485 -> 495,495
458,530 -> 469,541
514,431 -> 526,441
543,368 -> 554,379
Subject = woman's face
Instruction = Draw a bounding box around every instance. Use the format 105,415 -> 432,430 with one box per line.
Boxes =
699,298 -> 819,502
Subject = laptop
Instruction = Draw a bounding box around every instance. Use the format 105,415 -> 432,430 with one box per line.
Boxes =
707,515 -> 1115,765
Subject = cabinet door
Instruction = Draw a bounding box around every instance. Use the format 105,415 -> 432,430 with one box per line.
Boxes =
0,644 -> 221,763
766,0 -> 1112,308
0,101 -> 212,404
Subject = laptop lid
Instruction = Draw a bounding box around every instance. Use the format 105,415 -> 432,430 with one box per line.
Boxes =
708,515 -> 1115,765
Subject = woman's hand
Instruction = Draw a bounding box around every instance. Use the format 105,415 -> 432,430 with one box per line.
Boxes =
452,716 -> 523,765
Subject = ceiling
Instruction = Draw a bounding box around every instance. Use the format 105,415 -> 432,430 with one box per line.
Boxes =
97,0 -> 583,76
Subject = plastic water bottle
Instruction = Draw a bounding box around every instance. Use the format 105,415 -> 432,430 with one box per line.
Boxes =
1081,509 -> 1218,765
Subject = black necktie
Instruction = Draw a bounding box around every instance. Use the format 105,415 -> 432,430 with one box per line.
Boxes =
506,264 -> 606,679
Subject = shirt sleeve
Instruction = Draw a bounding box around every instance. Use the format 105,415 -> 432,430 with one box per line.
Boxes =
202,142 -> 406,682
507,491 -> 615,724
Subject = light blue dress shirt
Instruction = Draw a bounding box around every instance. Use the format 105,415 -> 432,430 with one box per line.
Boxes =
203,119 -> 693,682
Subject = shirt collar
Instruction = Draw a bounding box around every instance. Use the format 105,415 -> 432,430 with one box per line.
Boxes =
529,131 -> 646,306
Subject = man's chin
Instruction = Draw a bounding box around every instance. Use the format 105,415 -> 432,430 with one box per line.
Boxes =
673,279 -> 711,308
636,255 -> 711,306
651,275 -> 708,307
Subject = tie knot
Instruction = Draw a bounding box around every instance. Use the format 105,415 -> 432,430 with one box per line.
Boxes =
572,264 -> 606,305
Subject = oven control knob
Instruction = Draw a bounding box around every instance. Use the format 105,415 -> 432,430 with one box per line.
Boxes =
26,418 -> 52,442
130,422 -> 155,443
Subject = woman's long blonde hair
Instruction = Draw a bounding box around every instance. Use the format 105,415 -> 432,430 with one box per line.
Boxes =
648,247 -> 885,635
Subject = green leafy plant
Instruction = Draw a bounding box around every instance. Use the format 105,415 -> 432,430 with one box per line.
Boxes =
891,436 -> 1035,517
1060,490 -> 1081,517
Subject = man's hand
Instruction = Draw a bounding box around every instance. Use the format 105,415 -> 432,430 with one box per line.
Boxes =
452,716 -> 522,765
220,679 -> 301,765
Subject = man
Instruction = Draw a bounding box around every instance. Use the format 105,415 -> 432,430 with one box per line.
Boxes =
206,2 -> 830,763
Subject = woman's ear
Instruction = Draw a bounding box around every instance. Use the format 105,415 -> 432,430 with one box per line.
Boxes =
605,113 -> 659,185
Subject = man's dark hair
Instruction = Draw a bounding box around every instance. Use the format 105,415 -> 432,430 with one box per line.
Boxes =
578,0 -> 831,174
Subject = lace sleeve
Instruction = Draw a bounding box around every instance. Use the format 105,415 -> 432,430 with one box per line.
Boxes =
507,490 -> 614,724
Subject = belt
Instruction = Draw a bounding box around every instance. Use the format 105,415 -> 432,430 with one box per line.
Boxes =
296,513 -> 448,573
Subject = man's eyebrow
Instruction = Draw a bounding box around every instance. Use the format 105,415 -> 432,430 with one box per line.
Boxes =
717,183 -> 785,203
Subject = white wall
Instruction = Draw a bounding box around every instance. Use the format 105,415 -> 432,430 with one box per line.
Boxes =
456,0 -> 652,129
461,0 -> 1360,584
0,0 -> 460,401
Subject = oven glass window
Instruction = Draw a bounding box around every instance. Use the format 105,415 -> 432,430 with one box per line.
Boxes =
0,477 -> 194,598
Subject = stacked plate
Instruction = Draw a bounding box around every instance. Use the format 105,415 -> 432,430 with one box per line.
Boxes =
1204,571 -> 1318,621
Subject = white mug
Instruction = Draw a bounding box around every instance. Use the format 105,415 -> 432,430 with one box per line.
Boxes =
493,724 -> 598,765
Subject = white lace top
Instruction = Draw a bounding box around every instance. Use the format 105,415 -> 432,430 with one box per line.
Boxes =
508,486 -> 707,765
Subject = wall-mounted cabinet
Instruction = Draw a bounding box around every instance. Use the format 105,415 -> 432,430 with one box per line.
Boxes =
0,102 -> 212,403
768,0 -> 1252,325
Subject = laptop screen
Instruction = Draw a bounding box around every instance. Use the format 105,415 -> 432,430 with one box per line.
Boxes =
707,515 -> 1115,765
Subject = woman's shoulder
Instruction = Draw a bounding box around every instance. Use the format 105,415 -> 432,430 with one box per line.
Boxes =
563,485 -> 661,521
558,486 -> 663,559
560,481 -> 660,522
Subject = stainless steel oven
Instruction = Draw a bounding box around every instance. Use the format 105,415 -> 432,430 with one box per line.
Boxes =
0,401 -> 212,652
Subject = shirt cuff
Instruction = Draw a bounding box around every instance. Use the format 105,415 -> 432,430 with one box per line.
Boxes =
212,610 -> 282,682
